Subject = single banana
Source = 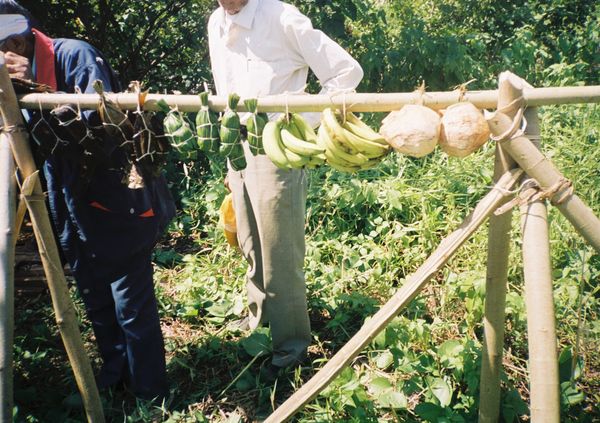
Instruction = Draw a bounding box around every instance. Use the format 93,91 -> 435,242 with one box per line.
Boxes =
359,157 -> 383,170
318,125 -> 368,166
345,112 -> 388,145
328,160 -> 361,173
341,126 -> 390,158
305,154 -> 326,169
262,119 -> 290,170
285,148 -> 310,168
280,127 -> 326,157
321,108 -> 358,155
290,113 -> 318,143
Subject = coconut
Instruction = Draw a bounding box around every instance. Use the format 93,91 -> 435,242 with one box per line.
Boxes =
379,104 -> 440,157
439,102 -> 490,158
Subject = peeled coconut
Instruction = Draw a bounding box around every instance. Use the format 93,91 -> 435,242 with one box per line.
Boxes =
379,104 -> 440,157
439,102 -> 490,158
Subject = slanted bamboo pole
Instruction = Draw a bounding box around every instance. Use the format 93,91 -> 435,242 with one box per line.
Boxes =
486,80 -> 600,254
264,168 -> 524,423
16,85 -> 600,113
0,129 -> 16,423
0,53 -> 104,423
519,107 -> 560,422
478,71 -> 522,423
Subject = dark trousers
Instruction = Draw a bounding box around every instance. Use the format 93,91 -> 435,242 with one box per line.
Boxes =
72,247 -> 168,400
43,158 -> 169,400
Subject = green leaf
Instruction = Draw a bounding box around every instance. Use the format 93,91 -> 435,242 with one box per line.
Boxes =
240,330 -> 271,357
415,402 -> 444,422
560,381 -> 585,406
375,351 -> 394,369
378,390 -> 408,409
368,376 -> 392,395
429,377 -> 452,407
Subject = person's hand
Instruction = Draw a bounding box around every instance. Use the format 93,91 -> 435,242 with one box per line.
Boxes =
224,175 -> 231,192
4,51 -> 33,80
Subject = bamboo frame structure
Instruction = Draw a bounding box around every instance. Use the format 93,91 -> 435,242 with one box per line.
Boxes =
0,129 -> 16,423
2,63 -> 600,422
478,72 -> 522,423
15,85 -> 600,113
263,168 -> 524,423
486,103 -> 600,252
0,54 -> 105,423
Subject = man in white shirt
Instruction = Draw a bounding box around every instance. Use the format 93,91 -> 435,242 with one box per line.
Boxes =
208,0 -> 363,374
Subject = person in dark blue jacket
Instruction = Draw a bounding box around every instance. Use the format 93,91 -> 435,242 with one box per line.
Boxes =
0,1 -> 175,401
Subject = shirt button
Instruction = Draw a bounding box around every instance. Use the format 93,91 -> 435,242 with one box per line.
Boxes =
91,253 -> 96,258
130,208 -> 135,214
82,288 -> 90,294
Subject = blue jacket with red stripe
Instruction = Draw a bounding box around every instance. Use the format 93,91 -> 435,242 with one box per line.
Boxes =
39,37 -> 175,262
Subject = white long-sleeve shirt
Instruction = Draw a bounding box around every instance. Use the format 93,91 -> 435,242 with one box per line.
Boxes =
207,0 -> 363,124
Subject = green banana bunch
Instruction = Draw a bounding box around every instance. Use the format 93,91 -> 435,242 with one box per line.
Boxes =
196,91 -> 220,154
244,98 -> 268,156
262,113 -> 326,170
157,99 -> 197,159
319,108 -> 389,173
219,93 -> 246,171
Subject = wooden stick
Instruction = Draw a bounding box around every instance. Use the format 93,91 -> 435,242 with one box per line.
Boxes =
0,130 -> 16,423
16,85 -> 600,112
478,71 -> 522,423
486,94 -> 600,253
0,53 -> 105,423
13,197 -> 27,249
519,107 -> 560,423
263,168 -> 524,423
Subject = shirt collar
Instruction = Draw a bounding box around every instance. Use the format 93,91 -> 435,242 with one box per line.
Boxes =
219,0 -> 258,31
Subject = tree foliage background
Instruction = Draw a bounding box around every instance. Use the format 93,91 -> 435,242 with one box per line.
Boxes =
21,0 -> 599,93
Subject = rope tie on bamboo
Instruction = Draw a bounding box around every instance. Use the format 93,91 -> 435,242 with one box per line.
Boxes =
452,79 -> 476,102
415,81 -> 426,106
0,123 -> 27,134
327,89 -> 359,120
494,177 -> 574,215
490,96 -> 527,143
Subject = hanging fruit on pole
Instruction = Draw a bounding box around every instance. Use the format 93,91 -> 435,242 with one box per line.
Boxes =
379,104 -> 441,157
196,91 -> 220,155
244,98 -> 268,156
219,93 -> 246,171
439,102 -> 490,157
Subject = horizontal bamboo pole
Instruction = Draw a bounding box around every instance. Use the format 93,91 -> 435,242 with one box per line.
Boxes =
264,168 -> 524,423
16,85 -> 600,113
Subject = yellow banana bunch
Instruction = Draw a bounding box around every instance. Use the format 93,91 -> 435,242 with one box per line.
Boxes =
319,108 -> 390,172
262,113 -> 326,170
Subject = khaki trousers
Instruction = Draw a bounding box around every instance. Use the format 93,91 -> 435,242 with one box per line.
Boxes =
227,145 -> 311,367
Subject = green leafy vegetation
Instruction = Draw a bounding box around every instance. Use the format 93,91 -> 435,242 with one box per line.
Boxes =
11,0 -> 600,422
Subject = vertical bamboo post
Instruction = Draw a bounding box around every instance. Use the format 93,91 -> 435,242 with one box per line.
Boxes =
520,104 -> 560,423
0,53 -> 104,422
478,72 -> 522,423
0,129 -> 16,423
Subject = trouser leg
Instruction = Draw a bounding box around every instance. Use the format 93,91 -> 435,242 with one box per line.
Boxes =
229,147 -> 311,367
109,250 -> 167,400
72,248 -> 167,400
228,165 -> 265,329
73,257 -> 127,388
